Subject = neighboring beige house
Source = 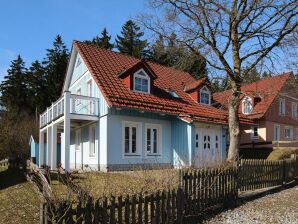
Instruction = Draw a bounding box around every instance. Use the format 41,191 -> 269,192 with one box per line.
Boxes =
213,72 -> 298,146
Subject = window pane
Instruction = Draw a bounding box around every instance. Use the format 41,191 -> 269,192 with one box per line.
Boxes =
153,129 -> 157,153
125,127 -> 129,153
147,128 -> 151,152
132,127 -> 137,153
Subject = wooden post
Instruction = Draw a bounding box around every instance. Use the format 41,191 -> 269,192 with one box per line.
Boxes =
63,91 -> 70,171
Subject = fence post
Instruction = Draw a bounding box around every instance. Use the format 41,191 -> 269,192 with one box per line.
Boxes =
176,188 -> 184,224
282,159 -> 286,187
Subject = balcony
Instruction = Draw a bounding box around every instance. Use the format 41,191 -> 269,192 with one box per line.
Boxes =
40,92 -> 99,128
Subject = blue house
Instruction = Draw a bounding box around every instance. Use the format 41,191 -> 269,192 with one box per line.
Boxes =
38,41 -> 230,172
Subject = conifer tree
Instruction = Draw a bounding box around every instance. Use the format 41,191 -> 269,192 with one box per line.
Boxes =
43,35 -> 69,105
0,55 -> 29,112
116,20 -> 148,58
89,28 -> 114,50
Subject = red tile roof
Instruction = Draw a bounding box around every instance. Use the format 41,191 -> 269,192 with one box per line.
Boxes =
184,77 -> 207,92
213,73 -> 292,119
73,41 -> 251,124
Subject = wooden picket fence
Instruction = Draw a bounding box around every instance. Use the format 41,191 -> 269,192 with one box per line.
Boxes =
239,156 -> 298,191
40,156 -> 298,223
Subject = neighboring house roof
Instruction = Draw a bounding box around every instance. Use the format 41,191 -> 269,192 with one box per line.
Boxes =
213,72 -> 292,119
73,41 -> 234,124
184,77 -> 207,92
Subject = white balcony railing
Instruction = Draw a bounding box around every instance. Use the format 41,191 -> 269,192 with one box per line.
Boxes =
40,93 -> 99,128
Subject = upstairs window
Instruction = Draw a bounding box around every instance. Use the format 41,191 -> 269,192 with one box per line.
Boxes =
279,98 -> 285,116
200,86 -> 211,105
292,102 -> 297,119
133,69 -> 150,94
76,57 -> 82,67
242,97 -> 253,115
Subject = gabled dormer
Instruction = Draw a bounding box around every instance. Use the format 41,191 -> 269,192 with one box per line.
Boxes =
118,60 -> 157,94
184,78 -> 211,105
242,96 -> 253,115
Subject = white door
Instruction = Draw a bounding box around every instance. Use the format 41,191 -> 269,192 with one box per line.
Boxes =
195,128 -> 222,168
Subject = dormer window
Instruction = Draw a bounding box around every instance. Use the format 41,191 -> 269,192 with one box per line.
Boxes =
133,69 -> 150,94
200,86 -> 211,105
242,96 -> 253,114
76,57 -> 82,67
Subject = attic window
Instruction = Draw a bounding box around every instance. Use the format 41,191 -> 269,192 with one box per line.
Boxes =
167,89 -> 179,98
242,96 -> 253,114
133,69 -> 150,94
200,86 -> 211,105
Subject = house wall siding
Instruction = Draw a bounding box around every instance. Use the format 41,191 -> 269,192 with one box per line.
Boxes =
106,114 -> 172,170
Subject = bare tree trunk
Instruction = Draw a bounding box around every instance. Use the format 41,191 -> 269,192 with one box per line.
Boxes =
227,80 -> 241,162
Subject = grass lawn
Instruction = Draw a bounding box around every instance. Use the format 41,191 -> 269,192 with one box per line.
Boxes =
72,169 -> 180,198
0,166 -> 40,224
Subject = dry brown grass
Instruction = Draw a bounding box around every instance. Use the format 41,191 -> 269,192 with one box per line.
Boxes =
71,168 -> 181,198
267,148 -> 298,160
0,166 -> 40,224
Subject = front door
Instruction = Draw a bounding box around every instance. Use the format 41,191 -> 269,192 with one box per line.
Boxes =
195,128 -> 222,168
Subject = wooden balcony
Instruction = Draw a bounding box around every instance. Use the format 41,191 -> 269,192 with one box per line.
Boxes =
40,92 -> 99,128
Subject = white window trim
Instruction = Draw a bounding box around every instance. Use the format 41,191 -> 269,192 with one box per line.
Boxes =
291,102 -> 297,119
199,86 -> 211,105
122,121 -> 142,158
145,123 -> 162,157
250,125 -> 259,139
75,129 -> 81,151
133,68 -> 151,94
89,124 -> 96,158
279,98 -> 286,116
242,96 -> 253,115
284,126 -> 293,140
274,124 -> 280,141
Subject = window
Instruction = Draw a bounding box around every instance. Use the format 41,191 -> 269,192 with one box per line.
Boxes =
251,126 -> 259,139
146,124 -> 161,156
203,135 -> 211,150
133,69 -> 150,93
279,98 -> 285,116
123,121 -> 141,156
76,88 -> 81,106
200,86 -> 211,105
242,97 -> 253,115
292,102 -> 297,119
296,128 -> 298,141
75,130 -> 81,151
89,125 -> 96,157
274,124 -> 280,141
166,89 -> 179,98
284,127 -> 292,139
76,57 -> 82,67
87,80 -> 93,113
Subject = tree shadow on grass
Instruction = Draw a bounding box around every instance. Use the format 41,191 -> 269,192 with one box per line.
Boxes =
0,167 -> 26,190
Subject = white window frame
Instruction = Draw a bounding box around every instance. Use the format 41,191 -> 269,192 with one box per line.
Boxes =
284,126 -> 293,140
145,123 -> 162,157
122,121 -> 142,158
133,69 -> 150,94
291,102 -> 297,119
251,125 -> 259,139
274,124 -> 280,141
75,129 -> 81,151
242,96 -> 253,115
200,86 -> 211,105
279,98 -> 286,116
76,57 -> 82,67
89,124 -> 96,157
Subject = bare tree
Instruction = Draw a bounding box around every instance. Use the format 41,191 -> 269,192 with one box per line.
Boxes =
139,0 -> 298,162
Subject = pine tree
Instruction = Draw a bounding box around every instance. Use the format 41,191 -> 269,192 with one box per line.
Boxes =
151,33 -> 207,79
89,28 -> 114,50
116,20 -> 148,58
43,35 -> 69,105
0,55 -> 29,112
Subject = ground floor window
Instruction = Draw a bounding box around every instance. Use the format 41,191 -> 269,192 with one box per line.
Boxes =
284,126 -> 292,139
123,121 -> 141,157
145,124 -> 161,156
274,124 -> 280,141
89,125 -> 96,157
75,129 -> 81,151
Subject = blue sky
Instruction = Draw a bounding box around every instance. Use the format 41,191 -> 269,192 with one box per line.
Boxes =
0,0 -> 148,82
